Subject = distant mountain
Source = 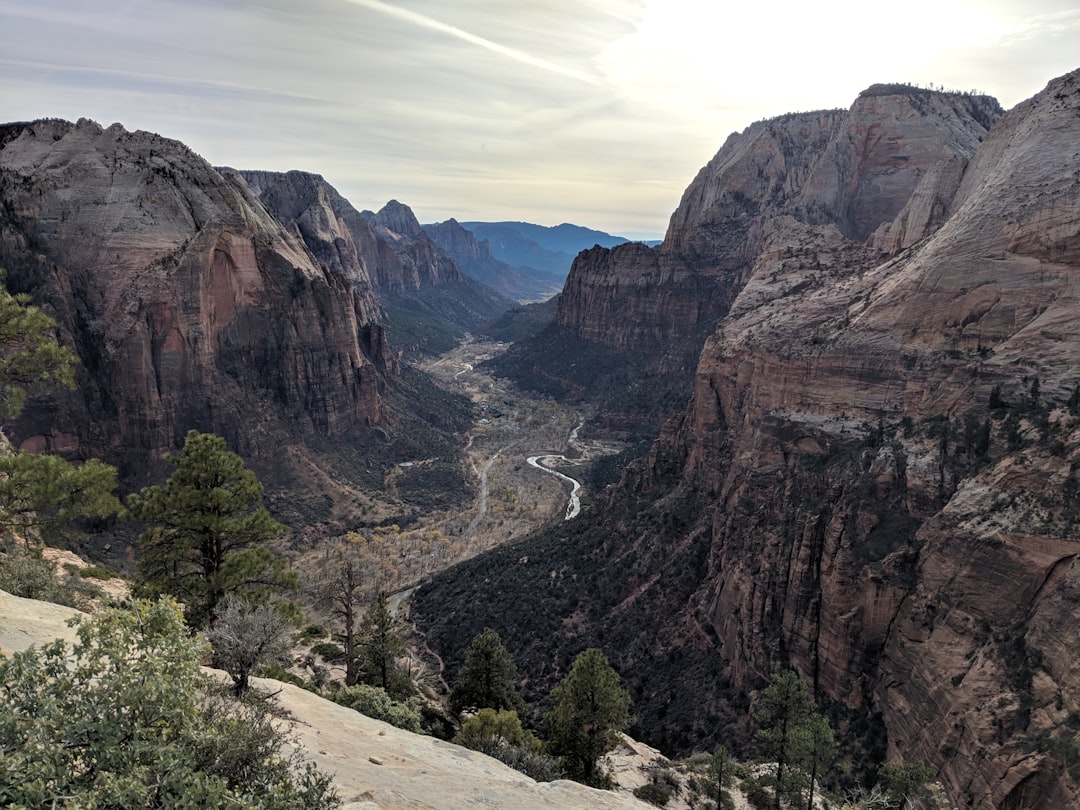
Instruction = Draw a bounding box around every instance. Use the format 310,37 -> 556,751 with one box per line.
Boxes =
451,221 -> 649,285
464,221 -> 632,254
422,219 -> 561,303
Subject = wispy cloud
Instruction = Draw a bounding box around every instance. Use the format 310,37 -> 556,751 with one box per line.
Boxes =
341,0 -> 600,85
0,58 -> 332,105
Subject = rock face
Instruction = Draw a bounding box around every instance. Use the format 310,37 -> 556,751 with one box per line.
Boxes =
361,200 -> 466,294
0,119 -> 390,479
239,172 -> 513,355
415,72 -> 1080,809
553,86 -> 1000,360
494,84 -> 1002,438
237,169 -> 394,305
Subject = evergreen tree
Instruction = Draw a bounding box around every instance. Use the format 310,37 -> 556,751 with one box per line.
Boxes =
796,713 -> 837,810
128,430 -> 293,628
0,271 -> 119,548
450,627 -> 526,715
755,670 -> 815,810
880,760 -> 935,809
706,745 -> 735,810
0,270 -> 75,419
0,449 -> 119,547
545,647 -> 631,787
357,592 -> 410,698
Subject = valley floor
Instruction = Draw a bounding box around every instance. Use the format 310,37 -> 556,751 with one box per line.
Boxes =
289,339 -> 622,654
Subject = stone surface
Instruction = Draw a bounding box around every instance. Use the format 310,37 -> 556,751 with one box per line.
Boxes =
0,589 -> 649,810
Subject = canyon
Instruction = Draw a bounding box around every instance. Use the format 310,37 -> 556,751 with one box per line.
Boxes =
0,120 -> 513,532
2,66 -> 1079,810
412,71 -> 1080,810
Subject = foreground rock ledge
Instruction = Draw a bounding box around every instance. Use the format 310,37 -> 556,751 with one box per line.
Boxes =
0,590 -> 647,810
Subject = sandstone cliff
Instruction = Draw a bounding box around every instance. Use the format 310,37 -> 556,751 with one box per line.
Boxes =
552,86 -> 1001,359
415,72 -> 1080,810
0,119 -> 412,527
237,173 -> 513,357
491,84 -> 1001,437
360,199 -> 465,295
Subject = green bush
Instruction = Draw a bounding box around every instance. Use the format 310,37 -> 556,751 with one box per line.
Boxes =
79,564 -> 118,580
332,684 -> 423,733
0,598 -> 339,808
0,548 -> 102,607
741,777 -> 773,810
311,641 -> 346,663
634,782 -> 671,806
299,624 -> 328,640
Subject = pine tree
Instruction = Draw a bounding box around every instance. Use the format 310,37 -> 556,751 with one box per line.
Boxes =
0,271 -> 119,548
450,627 -> 526,715
707,745 -> 735,810
127,430 -> 293,627
545,647 -> 631,787
755,670 -> 815,810
796,713 -> 836,810
357,592 -> 410,698
0,270 -> 75,419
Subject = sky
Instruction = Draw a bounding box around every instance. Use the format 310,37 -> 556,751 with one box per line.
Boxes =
1,1 -> 1077,239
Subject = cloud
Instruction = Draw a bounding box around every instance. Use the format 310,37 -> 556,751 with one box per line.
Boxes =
1,0 -> 1076,236
341,0 -> 600,85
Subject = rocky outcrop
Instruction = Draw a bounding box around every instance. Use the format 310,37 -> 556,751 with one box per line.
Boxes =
239,173 -> 513,353
236,169 -> 390,305
0,590 -> 651,810
361,200 -> 465,294
0,118 -> 389,479
415,71 -> 1080,809
551,86 -> 1001,362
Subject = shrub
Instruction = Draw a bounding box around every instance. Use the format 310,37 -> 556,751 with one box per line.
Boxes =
0,548 -> 102,607
634,782 -> 671,806
0,598 -> 339,808
311,640 -> 347,663
332,684 -> 423,733
79,564 -> 118,580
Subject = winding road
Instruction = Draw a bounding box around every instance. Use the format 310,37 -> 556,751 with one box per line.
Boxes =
467,441 -> 521,534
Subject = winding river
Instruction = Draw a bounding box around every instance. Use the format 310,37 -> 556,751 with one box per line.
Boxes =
525,454 -> 582,520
